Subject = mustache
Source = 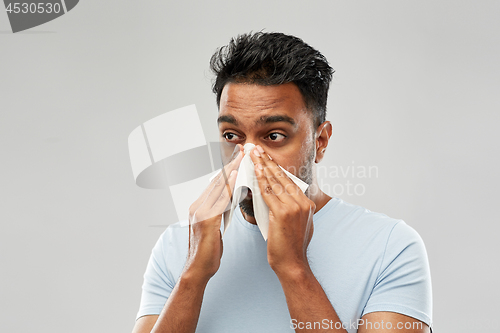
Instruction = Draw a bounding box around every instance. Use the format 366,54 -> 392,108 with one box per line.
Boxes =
239,196 -> 255,217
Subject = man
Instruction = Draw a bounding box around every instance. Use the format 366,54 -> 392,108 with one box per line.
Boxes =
132,32 -> 432,333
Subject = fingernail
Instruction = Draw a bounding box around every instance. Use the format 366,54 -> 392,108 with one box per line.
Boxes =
257,145 -> 264,153
256,163 -> 263,170
230,170 -> 237,177
253,149 -> 261,157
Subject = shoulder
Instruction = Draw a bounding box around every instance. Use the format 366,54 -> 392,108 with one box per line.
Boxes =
314,198 -> 428,263
149,220 -> 190,266
317,198 -> 407,241
156,219 -> 189,250
144,220 -> 190,286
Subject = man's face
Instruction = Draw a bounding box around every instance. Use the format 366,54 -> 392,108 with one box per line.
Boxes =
218,82 -> 316,217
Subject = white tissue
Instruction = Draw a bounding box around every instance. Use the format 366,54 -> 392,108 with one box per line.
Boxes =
224,143 -> 309,240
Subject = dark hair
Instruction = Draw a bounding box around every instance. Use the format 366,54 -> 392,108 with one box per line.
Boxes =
210,32 -> 334,127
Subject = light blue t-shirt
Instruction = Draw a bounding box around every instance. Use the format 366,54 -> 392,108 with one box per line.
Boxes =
137,198 -> 432,332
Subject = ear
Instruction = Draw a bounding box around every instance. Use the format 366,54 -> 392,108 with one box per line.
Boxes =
315,121 -> 332,163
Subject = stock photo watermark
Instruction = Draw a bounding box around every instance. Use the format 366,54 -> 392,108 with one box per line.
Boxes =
286,162 -> 379,197
128,105 -> 381,223
3,0 -> 79,33
318,162 -> 379,197
290,318 -> 425,331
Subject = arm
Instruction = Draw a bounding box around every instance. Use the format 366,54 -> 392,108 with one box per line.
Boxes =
251,145 -> 347,332
359,312 -> 430,333
133,316 -> 158,333
360,221 -> 432,333
132,272 -> 209,333
132,146 -> 244,333
250,146 -> 432,333
275,253 -> 431,333
278,265 -> 347,332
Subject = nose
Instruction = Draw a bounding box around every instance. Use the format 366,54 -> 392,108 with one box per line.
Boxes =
243,143 -> 256,155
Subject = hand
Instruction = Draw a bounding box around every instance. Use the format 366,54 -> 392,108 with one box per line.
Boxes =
250,145 -> 315,276
182,144 -> 243,282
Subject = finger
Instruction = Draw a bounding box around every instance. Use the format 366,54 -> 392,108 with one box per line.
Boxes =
219,143 -> 243,195
213,144 -> 243,182
211,168 -> 238,214
194,169 -> 238,223
250,145 -> 301,198
260,161 -> 296,205
229,143 -> 244,164
220,142 -> 242,166
208,144 -> 243,190
253,158 -> 284,209
190,145 -> 243,214
204,149 -> 243,208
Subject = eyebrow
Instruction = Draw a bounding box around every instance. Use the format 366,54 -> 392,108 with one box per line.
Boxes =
257,115 -> 296,127
217,114 -> 296,128
217,115 -> 238,126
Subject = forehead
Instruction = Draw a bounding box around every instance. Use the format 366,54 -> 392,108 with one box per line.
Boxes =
218,82 -> 311,127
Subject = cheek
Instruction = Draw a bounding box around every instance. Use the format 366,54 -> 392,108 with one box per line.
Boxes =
300,128 -> 316,152
270,155 -> 304,176
266,139 -> 314,175
219,140 -> 237,165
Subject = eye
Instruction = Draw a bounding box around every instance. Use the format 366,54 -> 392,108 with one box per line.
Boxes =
222,132 -> 240,142
267,132 -> 286,142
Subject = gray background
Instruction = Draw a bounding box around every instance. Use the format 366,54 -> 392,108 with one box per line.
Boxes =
1,1 -> 498,332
